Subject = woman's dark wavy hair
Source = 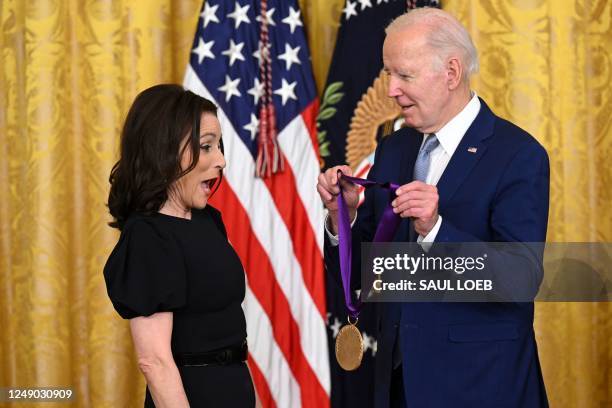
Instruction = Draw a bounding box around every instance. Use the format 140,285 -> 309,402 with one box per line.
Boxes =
108,84 -> 223,230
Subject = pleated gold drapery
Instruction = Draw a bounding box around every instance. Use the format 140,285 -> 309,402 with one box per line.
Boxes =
1,2 -> 206,407
0,1 -> 610,407
444,2 -> 612,406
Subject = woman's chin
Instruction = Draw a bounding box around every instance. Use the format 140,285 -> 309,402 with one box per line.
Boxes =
190,195 -> 209,209
192,187 -> 210,209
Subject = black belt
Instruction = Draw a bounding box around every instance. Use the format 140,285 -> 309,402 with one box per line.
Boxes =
174,341 -> 248,367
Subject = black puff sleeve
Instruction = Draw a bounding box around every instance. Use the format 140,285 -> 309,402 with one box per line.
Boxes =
103,217 -> 187,319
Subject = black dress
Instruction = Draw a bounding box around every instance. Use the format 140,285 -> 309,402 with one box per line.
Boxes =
103,206 -> 255,407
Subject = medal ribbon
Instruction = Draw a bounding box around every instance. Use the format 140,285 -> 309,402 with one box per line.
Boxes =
336,171 -> 402,319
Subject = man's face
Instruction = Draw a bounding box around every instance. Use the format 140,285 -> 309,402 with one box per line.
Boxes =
383,27 -> 451,134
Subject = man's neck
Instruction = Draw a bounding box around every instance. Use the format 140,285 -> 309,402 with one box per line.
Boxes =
432,87 -> 472,134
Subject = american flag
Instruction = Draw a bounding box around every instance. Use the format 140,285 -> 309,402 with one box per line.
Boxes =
183,1 -> 329,407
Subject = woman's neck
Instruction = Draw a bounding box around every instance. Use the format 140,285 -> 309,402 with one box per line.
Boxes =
159,199 -> 192,220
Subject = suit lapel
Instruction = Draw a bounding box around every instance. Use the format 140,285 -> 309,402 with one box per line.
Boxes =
437,98 -> 496,210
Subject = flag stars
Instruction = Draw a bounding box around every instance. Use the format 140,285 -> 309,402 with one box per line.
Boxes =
362,331 -> 373,353
274,78 -> 297,105
253,42 -> 270,65
247,78 -> 264,104
222,39 -> 245,66
278,43 -> 301,70
256,7 -> 276,26
343,1 -> 358,20
191,38 -> 214,64
243,113 -> 259,140
227,1 -> 251,29
253,47 -> 262,64
358,0 -> 373,10
363,332 -> 378,357
200,3 -> 219,28
282,7 -> 303,34
218,75 -> 241,102
329,317 -> 342,338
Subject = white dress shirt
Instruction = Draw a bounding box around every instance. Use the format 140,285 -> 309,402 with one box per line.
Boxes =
326,92 -> 481,245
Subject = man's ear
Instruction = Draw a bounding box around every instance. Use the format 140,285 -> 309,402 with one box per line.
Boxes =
446,57 -> 463,90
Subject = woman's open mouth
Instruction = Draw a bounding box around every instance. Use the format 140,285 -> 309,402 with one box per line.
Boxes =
201,177 -> 218,193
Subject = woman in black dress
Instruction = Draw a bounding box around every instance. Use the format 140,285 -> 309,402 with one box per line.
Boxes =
103,84 -> 255,407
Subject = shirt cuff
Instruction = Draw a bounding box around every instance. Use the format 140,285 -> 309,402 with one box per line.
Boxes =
325,211 -> 357,247
417,215 -> 442,244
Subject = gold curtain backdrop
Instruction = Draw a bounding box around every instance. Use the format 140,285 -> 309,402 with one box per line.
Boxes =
0,0 -> 610,406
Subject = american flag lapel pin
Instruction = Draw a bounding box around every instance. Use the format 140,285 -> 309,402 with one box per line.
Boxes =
467,147 -> 478,153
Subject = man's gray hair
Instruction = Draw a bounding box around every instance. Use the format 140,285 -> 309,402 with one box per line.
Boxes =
386,8 -> 479,80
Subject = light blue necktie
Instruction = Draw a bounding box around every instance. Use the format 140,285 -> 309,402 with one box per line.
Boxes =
413,134 -> 439,182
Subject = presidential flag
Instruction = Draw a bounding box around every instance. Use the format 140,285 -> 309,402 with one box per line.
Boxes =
318,1 -> 439,406
184,1 -> 329,407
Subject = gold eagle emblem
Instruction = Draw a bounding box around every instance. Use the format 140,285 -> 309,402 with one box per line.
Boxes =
346,70 -> 402,169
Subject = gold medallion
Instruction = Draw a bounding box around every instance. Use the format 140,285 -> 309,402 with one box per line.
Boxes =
335,317 -> 364,371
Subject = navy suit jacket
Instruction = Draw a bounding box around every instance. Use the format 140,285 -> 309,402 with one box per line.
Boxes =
325,99 -> 550,407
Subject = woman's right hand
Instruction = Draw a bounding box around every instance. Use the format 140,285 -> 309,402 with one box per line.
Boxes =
316,165 -> 359,235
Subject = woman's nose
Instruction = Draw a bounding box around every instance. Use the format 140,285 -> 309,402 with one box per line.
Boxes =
216,150 -> 226,170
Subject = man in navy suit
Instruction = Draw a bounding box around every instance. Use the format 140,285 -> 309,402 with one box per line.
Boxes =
317,8 -> 549,408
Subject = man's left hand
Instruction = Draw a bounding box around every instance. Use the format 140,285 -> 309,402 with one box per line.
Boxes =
392,181 -> 439,236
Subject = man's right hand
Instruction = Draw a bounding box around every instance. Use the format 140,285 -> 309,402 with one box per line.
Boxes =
316,165 -> 359,235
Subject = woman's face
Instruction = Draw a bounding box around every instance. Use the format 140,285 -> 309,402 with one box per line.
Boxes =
171,112 -> 225,211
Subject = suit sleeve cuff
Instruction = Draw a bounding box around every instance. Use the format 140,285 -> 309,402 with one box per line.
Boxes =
325,211 -> 357,247
417,215 -> 442,244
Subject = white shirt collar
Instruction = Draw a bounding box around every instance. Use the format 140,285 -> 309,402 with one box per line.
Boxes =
426,92 -> 481,157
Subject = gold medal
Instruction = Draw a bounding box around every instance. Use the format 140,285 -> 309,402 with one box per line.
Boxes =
335,316 -> 364,371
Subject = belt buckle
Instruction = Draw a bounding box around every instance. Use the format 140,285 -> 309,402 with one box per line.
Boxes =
215,349 -> 231,365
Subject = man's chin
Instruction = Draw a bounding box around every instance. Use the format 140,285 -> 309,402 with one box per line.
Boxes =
401,117 -> 420,130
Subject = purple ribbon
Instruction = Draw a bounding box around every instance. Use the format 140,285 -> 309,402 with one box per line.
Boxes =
336,171 -> 401,318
